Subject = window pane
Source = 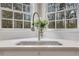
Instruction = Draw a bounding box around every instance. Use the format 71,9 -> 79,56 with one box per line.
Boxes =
66,20 -> 77,28
14,21 -> 23,28
48,21 -> 55,28
48,3 -> 54,6
13,3 -> 22,11
23,3 -> 30,5
57,3 -> 66,11
66,3 -> 77,9
48,6 -> 55,12
23,5 -> 26,12
56,21 -> 65,28
66,10 -> 77,19
48,13 -> 55,20
47,3 -> 77,29
2,10 -> 13,19
2,20 -> 13,28
24,14 -> 30,20
14,12 -> 23,20
24,22 -> 31,28
23,5 -> 30,12
1,3 -> 12,9
56,12 -> 65,20
48,3 -> 55,12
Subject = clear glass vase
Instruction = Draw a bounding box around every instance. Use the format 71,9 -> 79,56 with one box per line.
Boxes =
40,28 -> 44,38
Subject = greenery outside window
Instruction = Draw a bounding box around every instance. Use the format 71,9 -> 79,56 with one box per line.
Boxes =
48,3 -> 55,12
23,5 -> 30,12
66,3 -> 77,9
48,21 -> 55,28
1,3 -> 12,9
24,22 -> 31,28
14,21 -> 23,28
2,20 -> 13,28
47,3 -> 77,29
56,21 -> 65,28
24,14 -> 30,20
0,3 -> 31,29
48,13 -> 55,20
56,11 -> 65,20
13,3 -> 22,11
66,10 -> 77,19
57,3 -> 66,11
14,12 -> 23,20
66,19 -> 77,28
2,10 -> 13,19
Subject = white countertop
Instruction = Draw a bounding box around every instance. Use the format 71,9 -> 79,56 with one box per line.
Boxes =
0,37 -> 78,48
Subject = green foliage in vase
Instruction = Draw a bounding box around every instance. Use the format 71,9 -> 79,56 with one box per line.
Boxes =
33,19 -> 48,28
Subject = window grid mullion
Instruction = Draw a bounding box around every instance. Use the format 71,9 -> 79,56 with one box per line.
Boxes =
22,4 -> 24,29
64,7 -> 66,29
12,3 -> 14,29
0,4 -> 2,29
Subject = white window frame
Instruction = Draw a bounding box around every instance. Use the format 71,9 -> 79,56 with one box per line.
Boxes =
0,3 -> 32,29
47,3 -> 78,30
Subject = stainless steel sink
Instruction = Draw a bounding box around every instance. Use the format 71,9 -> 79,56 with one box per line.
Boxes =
16,41 -> 62,45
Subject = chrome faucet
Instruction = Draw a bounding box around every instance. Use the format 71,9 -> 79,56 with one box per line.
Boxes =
31,12 -> 40,31
31,12 -> 41,41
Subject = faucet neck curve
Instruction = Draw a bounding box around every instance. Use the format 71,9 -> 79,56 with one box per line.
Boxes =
31,12 -> 40,31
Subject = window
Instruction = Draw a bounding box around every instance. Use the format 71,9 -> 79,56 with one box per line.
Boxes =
66,10 -> 77,19
2,10 -> 13,19
57,3 -> 66,11
24,22 -> 31,28
23,4 -> 30,12
56,11 -> 65,20
24,14 -> 30,20
48,3 -> 55,12
48,13 -> 55,20
13,3 -> 22,11
48,21 -> 55,28
56,21 -> 65,28
2,20 -> 13,28
66,3 -> 77,9
14,12 -> 23,20
14,21 -> 23,28
47,3 -> 77,29
23,5 -> 26,12
66,19 -> 77,28
0,3 -> 31,29
1,3 -> 12,9
23,3 -> 30,5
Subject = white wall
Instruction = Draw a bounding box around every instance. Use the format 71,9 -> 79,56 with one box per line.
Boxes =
44,29 -> 79,41
0,28 -> 79,41
0,29 -> 37,40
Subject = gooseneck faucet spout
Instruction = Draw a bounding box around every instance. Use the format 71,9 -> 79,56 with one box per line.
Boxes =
31,12 -> 40,31
31,12 -> 41,41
